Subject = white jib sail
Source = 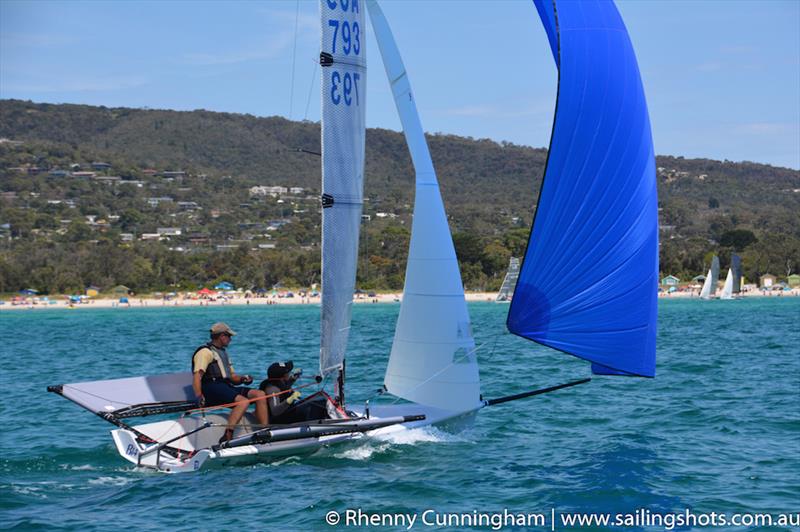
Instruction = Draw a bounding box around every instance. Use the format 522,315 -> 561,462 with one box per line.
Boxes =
320,0 -> 367,380
367,0 -> 481,412
699,268 -> 714,299
720,268 -> 734,300
700,255 -> 719,300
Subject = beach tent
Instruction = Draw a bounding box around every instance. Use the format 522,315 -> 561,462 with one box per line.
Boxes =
214,282 -> 234,290
20,288 -> 39,295
86,287 -> 100,297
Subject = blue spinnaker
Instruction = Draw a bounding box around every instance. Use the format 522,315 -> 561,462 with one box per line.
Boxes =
507,0 -> 658,377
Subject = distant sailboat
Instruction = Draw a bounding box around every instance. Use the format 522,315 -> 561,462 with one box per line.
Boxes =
731,253 -> 743,295
720,268 -> 734,300
496,257 -> 520,302
719,254 -> 742,300
699,255 -> 720,299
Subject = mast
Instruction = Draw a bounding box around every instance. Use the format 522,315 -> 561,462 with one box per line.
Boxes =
319,0 -> 367,403
366,0 -> 481,412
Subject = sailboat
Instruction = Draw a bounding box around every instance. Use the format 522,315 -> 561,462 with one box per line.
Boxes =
48,0 -> 477,473
496,257 -> 520,302
720,268 -> 734,299
719,254 -> 741,300
47,0 -> 658,472
699,255 -> 720,299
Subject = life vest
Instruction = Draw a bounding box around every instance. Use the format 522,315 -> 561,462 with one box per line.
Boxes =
191,342 -> 233,382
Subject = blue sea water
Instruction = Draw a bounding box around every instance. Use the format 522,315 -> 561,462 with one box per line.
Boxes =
1,298 -> 798,531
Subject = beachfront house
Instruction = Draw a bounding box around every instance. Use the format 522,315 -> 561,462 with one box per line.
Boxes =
760,274 -> 776,288
661,275 -> 679,287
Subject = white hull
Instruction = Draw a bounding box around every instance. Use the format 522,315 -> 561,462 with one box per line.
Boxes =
111,402 -> 482,473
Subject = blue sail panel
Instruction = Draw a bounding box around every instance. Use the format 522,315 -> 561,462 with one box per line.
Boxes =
507,0 -> 658,377
534,0 -> 558,67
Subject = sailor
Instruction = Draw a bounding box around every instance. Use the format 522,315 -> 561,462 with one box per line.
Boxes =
192,322 -> 268,443
259,361 -> 330,424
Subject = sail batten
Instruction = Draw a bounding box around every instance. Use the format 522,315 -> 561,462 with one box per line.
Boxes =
508,0 -> 658,378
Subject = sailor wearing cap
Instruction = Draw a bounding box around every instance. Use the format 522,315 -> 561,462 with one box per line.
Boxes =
259,361 -> 331,424
192,322 -> 268,444
258,361 -> 304,423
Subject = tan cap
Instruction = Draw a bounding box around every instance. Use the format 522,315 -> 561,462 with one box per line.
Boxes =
210,322 -> 236,336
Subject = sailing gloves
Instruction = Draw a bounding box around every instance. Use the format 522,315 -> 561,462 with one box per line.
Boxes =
286,391 -> 302,405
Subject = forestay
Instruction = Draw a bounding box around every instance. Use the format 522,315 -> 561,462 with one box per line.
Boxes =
367,0 -> 481,412
320,0 -> 367,381
508,0 -> 659,377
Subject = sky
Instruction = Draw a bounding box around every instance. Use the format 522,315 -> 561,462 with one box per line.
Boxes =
1,0 -> 798,170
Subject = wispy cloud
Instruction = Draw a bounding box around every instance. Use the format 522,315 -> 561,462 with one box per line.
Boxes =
445,104 -> 497,117
735,122 -> 798,135
719,45 -> 757,54
180,29 -> 298,66
443,99 -> 552,118
0,31 -> 78,49
176,6 -> 318,67
694,62 -> 724,72
2,76 -> 148,93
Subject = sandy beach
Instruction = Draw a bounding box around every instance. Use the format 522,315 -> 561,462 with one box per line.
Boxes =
2,287 -> 798,311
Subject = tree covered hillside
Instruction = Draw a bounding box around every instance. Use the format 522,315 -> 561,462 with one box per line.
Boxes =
1,99 -> 798,294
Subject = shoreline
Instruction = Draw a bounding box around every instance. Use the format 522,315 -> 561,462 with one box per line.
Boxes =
1,288 -> 798,311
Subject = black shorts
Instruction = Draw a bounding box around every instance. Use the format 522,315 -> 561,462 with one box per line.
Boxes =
202,381 -> 251,406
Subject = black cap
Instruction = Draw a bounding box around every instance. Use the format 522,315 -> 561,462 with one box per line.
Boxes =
267,360 -> 294,379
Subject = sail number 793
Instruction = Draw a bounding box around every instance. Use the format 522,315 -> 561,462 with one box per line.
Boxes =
328,19 -> 361,56
330,71 -> 360,106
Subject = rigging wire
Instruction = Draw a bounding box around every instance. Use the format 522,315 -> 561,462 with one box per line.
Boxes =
303,60 -> 319,122
288,0 -> 301,119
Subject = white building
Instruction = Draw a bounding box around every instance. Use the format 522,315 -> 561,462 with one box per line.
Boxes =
249,186 -> 288,197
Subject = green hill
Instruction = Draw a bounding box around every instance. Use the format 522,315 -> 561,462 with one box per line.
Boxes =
1,99 -> 798,293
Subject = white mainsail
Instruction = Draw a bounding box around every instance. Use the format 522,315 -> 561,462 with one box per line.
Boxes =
496,257 -> 520,302
720,268 -> 734,300
319,0 -> 367,387
699,255 -> 719,300
367,0 -> 481,412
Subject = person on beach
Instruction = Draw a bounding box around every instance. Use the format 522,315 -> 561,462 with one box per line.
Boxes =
259,361 -> 330,424
192,322 -> 268,444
